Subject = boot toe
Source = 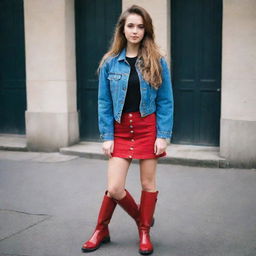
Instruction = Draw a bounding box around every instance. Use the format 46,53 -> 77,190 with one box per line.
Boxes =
139,240 -> 153,255
81,241 -> 98,252
139,248 -> 154,255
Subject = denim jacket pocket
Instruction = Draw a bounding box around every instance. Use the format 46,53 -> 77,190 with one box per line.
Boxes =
107,73 -> 122,81
107,73 -> 122,93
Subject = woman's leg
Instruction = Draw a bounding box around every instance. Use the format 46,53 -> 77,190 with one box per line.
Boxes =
108,157 -> 140,226
139,158 -> 157,192
138,158 -> 158,255
82,157 -> 131,252
81,157 -> 138,253
107,157 -> 132,199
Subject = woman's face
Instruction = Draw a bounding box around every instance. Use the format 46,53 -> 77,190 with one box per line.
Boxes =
124,14 -> 145,46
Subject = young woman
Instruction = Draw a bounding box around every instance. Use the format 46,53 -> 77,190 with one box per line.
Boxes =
81,5 -> 173,255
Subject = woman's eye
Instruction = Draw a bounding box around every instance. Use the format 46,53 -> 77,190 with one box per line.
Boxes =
138,25 -> 144,29
127,24 -> 134,28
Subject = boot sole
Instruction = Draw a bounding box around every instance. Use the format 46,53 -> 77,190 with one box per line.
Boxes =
151,217 -> 155,227
139,249 -> 153,255
81,236 -> 110,253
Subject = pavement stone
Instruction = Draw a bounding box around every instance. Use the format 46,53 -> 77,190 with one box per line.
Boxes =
0,134 -> 27,152
0,209 -> 50,241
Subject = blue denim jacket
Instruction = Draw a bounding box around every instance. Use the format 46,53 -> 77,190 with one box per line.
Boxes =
98,48 -> 174,141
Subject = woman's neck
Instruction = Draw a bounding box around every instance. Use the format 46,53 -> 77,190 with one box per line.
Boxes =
126,42 -> 140,57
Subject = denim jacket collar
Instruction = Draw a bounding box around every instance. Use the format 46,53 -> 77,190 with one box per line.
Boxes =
117,48 -> 142,65
117,48 -> 127,62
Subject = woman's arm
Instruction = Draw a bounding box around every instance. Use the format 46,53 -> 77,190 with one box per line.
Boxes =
155,57 -> 174,139
98,61 -> 114,141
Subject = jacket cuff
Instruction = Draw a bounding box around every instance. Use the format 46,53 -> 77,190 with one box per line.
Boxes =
157,130 -> 172,139
100,133 -> 114,141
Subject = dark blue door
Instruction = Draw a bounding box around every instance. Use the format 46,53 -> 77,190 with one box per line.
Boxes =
171,0 -> 222,146
0,0 -> 26,134
75,0 -> 122,140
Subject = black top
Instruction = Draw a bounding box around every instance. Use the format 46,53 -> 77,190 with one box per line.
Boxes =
122,56 -> 141,113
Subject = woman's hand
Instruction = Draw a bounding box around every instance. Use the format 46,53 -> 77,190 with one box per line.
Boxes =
154,138 -> 168,155
102,140 -> 114,158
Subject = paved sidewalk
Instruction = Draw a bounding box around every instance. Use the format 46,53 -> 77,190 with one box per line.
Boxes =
0,150 -> 255,256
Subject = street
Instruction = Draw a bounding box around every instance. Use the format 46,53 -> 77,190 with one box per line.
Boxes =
0,151 -> 256,256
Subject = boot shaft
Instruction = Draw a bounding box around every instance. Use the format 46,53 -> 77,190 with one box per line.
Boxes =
139,191 -> 158,229
138,190 -> 158,255
96,191 -> 117,229
81,191 -> 117,252
115,189 -> 140,225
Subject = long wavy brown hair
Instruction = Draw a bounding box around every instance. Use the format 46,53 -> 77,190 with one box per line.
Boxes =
99,5 -> 163,89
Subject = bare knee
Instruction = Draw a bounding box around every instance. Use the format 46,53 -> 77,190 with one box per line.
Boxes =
141,178 -> 156,192
139,159 -> 157,192
107,186 -> 125,200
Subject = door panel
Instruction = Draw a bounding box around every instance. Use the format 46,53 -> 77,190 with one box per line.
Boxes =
75,0 -> 122,140
171,0 -> 222,146
0,0 -> 26,134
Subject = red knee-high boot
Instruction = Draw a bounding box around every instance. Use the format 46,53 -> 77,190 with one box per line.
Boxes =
139,190 -> 159,255
115,189 -> 140,226
81,191 -> 117,252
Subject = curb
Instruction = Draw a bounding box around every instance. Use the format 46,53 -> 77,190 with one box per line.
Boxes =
0,145 -> 27,152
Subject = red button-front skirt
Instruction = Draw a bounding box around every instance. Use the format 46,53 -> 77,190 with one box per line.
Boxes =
111,111 -> 166,159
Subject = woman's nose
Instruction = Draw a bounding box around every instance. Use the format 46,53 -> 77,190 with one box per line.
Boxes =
132,27 -> 138,33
